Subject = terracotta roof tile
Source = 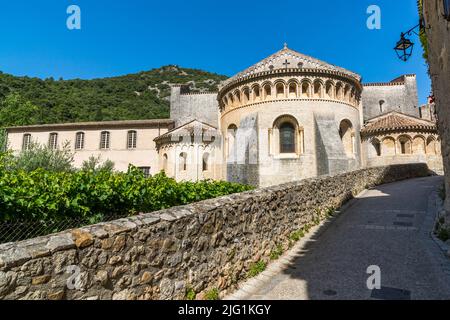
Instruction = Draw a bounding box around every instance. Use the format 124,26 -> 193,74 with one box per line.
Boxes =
361,112 -> 436,135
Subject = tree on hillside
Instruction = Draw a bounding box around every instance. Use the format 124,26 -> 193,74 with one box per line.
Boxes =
0,93 -> 41,127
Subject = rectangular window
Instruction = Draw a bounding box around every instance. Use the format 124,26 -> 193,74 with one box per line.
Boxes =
127,131 -> 137,149
22,134 -> 32,151
75,132 -> 85,150
48,133 -> 58,150
139,167 -> 151,178
100,131 -> 110,149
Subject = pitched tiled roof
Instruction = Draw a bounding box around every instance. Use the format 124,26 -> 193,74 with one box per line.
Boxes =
222,44 -> 361,86
154,119 -> 218,144
361,112 -> 437,135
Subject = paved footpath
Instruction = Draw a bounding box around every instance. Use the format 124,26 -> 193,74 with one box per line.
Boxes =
228,176 -> 450,300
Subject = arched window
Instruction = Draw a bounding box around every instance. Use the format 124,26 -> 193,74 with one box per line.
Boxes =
127,130 -> 137,149
202,153 -> 209,172
313,81 -> 323,98
279,122 -> 296,154
325,82 -> 334,99
301,81 -> 311,98
263,84 -> 272,100
243,88 -> 250,104
276,83 -> 285,98
48,133 -> 58,150
227,124 -> 238,160
253,85 -> 261,102
100,131 -> 110,150
398,135 -> 412,154
75,132 -> 85,150
382,137 -> 396,156
372,138 -> 381,157
379,100 -> 385,113
228,93 -> 234,107
412,136 -> 426,154
339,120 -> 354,157
288,82 -> 298,98
162,153 -> 168,172
335,83 -> 343,100
179,152 -> 187,171
343,85 -> 351,102
426,137 -> 437,155
234,90 -> 241,105
22,134 -> 32,151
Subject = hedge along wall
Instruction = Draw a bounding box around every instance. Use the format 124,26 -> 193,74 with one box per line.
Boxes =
0,163 -> 431,300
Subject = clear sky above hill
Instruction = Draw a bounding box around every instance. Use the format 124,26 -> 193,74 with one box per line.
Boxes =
0,0 -> 430,104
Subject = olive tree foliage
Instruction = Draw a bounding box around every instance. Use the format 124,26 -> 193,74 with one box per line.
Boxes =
81,155 -> 115,173
1,140 -> 75,173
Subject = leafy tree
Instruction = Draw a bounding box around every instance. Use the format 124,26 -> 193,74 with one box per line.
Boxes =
0,93 -> 41,127
81,155 -> 115,173
10,141 -> 74,173
0,66 -> 228,127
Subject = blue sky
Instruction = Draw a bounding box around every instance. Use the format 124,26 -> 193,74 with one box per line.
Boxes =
0,0 -> 430,103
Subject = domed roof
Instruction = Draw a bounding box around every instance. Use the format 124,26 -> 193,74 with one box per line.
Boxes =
223,44 -> 361,86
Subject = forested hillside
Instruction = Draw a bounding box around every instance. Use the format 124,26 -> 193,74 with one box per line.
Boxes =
0,65 -> 227,127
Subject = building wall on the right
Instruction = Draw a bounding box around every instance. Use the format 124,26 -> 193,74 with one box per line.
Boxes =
423,0 -> 450,211
362,75 -> 420,121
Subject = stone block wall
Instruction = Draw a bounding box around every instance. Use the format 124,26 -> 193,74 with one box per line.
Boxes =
423,1 -> 450,212
0,164 -> 430,300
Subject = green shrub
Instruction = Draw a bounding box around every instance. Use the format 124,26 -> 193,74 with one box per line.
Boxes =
7,141 -> 74,173
204,288 -> 219,300
81,155 -> 115,173
185,288 -> 196,300
270,245 -> 283,260
0,164 -> 253,223
289,229 -> 305,242
247,260 -> 266,278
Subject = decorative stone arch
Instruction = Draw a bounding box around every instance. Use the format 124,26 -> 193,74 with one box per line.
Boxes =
270,114 -> 304,156
325,80 -> 335,99
162,153 -> 168,173
287,79 -> 299,98
426,136 -> 437,155
233,89 -> 241,106
262,81 -> 273,100
251,84 -> 261,102
343,84 -> 351,102
350,87 -> 356,105
202,152 -> 210,172
301,79 -> 312,98
339,119 -> 355,157
412,135 -> 426,154
398,135 -> 412,154
222,96 -> 229,108
313,79 -> 324,98
179,152 -> 188,171
227,93 -> 234,107
226,124 -> 238,162
371,137 -> 381,157
274,80 -> 287,99
335,82 -> 343,100
382,136 -> 396,156
242,86 -> 250,104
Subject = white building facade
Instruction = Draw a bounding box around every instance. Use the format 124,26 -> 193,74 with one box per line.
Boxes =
5,45 -> 443,186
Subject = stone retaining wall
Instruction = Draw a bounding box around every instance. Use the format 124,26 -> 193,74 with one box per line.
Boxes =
0,163 -> 431,300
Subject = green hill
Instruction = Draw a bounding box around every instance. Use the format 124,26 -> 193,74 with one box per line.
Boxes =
0,65 -> 228,127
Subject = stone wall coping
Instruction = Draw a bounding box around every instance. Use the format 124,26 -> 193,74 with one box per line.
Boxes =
0,164 -> 425,271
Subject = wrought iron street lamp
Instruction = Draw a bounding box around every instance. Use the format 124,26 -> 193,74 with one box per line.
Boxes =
394,21 -> 423,62
394,33 -> 414,62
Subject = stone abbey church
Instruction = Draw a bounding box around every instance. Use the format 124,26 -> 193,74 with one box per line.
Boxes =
6,45 -> 443,187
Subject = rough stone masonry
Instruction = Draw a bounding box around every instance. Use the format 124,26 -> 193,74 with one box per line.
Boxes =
0,164 -> 430,300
